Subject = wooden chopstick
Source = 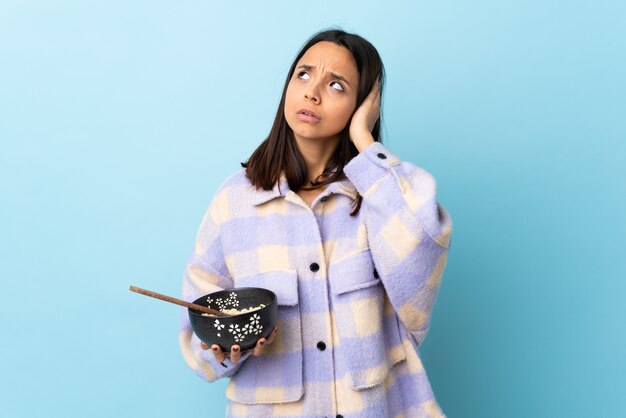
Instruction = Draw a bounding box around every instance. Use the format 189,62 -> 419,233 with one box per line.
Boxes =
129,285 -> 227,317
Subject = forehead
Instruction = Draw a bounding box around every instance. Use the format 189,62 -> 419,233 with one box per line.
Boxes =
298,41 -> 359,81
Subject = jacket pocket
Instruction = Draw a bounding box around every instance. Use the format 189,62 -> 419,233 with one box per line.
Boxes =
328,249 -> 407,390
225,269 -> 304,404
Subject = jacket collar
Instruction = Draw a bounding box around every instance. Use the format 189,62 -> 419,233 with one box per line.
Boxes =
249,170 -> 358,206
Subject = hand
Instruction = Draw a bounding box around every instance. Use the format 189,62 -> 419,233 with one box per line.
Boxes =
200,325 -> 279,364
349,75 -> 381,146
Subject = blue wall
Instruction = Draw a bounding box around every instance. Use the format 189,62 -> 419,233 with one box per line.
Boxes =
1,1 -> 624,417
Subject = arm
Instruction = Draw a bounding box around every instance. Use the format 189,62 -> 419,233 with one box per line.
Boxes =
343,140 -> 453,347
179,194 -> 252,382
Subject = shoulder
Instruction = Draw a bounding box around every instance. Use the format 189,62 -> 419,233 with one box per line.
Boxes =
215,167 -> 250,193
207,168 -> 258,223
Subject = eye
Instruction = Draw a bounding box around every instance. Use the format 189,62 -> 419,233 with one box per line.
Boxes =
330,81 -> 344,92
296,71 -> 345,93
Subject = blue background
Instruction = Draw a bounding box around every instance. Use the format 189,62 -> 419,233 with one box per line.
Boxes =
1,1 -> 624,417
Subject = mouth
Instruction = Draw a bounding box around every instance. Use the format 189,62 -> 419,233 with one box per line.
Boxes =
297,108 -> 321,120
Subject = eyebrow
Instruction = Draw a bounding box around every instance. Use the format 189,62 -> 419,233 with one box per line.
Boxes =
296,64 -> 352,88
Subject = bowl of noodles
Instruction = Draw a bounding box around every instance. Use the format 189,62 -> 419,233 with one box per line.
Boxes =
188,287 -> 278,353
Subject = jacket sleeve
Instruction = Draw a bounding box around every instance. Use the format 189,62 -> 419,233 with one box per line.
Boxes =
343,141 -> 453,348
178,191 -> 252,382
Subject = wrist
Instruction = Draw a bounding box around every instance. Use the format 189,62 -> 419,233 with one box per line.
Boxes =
350,131 -> 375,152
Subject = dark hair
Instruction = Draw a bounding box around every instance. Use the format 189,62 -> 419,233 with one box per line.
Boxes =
240,27 -> 385,216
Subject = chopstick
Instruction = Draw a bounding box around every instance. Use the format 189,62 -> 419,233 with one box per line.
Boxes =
129,285 -> 228,317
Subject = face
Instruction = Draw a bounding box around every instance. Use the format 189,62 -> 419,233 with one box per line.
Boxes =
284,41 -> 360,144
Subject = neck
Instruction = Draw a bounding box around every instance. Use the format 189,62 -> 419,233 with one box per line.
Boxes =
294,134 -> 340,183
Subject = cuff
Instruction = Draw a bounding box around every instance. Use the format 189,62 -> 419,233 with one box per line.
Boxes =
203,346 -> 252,377
343,141 -> 402,195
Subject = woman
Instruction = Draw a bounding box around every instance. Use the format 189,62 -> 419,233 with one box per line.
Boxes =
179,28 -> 453,418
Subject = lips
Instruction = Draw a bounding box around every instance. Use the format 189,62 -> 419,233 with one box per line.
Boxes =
297,108 -> 321,120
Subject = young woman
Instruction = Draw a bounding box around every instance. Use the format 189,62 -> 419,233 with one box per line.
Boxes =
179,28 -> 453,418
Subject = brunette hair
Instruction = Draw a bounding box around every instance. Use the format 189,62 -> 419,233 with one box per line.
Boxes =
240,27 -> 385,216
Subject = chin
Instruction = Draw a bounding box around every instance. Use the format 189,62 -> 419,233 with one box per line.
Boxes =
291,125 -> 323,139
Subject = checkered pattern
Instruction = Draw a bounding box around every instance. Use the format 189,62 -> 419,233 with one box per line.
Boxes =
179,141 -> 453,417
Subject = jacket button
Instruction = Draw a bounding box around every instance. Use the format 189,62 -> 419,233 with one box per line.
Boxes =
373,268 -> 379,279
310,262 -> 320,272
317,341 -> 326,351
377,152 -> 387,159
320,195 -> 329,202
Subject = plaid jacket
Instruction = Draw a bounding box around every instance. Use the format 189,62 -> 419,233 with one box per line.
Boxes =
179,141 -> 453,418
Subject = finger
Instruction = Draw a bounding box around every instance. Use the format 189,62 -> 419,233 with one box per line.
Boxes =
368,82 -> 378,99
367,84 -> 380,105
211,344 -> 226,363
253,337 -> 267,357
266,326 -> 279,344
230,345 -> 241,364
372,77 -> 380,92
200,341 -> 209,350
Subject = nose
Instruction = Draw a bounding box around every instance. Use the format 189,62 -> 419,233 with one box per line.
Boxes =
304,90 -> 319,103
304,82 -> 320,103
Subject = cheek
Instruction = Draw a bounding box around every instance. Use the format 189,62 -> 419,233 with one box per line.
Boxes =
284,86 -> 305,119
328,102 -> 355,127
285,81 -> 297,102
